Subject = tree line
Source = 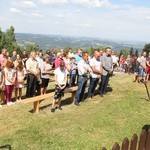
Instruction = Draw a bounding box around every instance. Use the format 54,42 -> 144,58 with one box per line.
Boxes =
0,26 -> 150,57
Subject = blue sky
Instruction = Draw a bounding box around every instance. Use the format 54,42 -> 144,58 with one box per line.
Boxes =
0,0 -> 150,41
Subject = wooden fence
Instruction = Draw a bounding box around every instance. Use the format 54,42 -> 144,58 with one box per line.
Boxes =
102,128 -> 150,150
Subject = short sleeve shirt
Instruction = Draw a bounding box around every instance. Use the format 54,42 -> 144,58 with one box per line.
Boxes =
54,68 -> 67,85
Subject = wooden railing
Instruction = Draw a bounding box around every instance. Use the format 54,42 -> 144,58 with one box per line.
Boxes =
102,128 -> 150,150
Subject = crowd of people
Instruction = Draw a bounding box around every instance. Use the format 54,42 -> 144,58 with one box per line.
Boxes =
0,47 -> 149,112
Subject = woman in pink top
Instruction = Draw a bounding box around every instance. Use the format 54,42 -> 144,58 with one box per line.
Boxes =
120,54 -> 125,70
54,52 -> 65,69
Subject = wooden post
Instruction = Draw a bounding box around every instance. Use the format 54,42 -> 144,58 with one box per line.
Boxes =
33,101 -> 40,113
145,129 -> 150,150
112,143 -> 120,150
130,134 -> 138,150
102,147 -> 107,150
121,137 -> 129,150
138,129 -> 147,150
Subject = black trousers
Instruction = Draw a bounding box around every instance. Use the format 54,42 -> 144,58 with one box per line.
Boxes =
99,74 -> 110,94
26,74 -> 37,98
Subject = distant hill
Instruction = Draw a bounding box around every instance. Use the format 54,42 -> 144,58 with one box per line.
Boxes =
15,33 -> 146,51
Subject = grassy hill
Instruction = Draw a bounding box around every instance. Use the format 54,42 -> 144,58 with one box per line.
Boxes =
15,33 -> 145,51
0,73 -> 150,150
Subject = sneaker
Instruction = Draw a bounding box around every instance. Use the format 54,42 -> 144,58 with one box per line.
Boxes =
57,106 -> 63,110
74,101 -> 79,106
7,102 -> 11,106
9,101 -> 15,105
51,108 -> 55,113
0,104 -> 2,108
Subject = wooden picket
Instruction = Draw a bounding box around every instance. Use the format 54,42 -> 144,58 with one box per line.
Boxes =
145,129 -> 150,150
112,143 -> 120,150
130,134 -> 138,150
138,130 -> 147,150
102,129 -> 150,150
121,137 -> 129,150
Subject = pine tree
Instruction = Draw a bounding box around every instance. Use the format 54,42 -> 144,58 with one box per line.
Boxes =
143,43 -> 150,54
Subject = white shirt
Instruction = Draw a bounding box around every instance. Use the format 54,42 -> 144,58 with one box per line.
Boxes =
4,68 -> 16,85
36,57 -> 44,69
112,55 -> 119,64
54,67 -> 67,85
26,58 -> 38,73
77,59 -> 91,76
41,62 -> 52,79
90,57 -> 101,78
139,56 -> 146,68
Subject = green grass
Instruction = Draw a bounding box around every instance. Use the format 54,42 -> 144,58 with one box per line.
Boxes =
0,74 -> 150,150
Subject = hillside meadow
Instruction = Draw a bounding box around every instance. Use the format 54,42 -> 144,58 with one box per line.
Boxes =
0,73 -> 150,150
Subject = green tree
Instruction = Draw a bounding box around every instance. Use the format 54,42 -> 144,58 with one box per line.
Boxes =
135,49 -> 139,57
0,26 -> 20,56
64,46 -> 72,52
143,43 -> 150,54
26,43 -> 39,54
119,48 -> 129,59
129,47 -> 134,56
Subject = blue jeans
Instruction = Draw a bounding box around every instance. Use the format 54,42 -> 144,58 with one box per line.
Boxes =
99,74 -> 110,94
69,74 -> 76,87
138,67 -> 145,77
88,77 -> 99,97
75,76 -> 87,102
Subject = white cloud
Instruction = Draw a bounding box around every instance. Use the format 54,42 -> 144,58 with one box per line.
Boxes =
56,14 -> 65,18
75,9 -> 81,14
11,0 -> 37,9
71,0 -> 107,8
31,13 -> 44,17
10,8 -> 21,13
74,23 -> 91,28
40,0 -> 68,5
39,0 -> 119,9
22,1 -> 37,8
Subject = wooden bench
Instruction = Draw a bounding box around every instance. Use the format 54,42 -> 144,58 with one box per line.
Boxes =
22,86 -> 78,113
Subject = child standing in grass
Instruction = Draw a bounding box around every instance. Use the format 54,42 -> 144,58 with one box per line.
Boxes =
51,61 -> 68,112
69,57 -> 77,87
15,62 -> 25,102
0,64 -> 4,107
4,60 -> 16,106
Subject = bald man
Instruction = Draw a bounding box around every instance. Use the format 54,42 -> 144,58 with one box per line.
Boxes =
87,50 -> 102,98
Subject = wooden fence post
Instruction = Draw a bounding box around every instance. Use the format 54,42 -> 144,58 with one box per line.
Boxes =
102,147 -> 107,150
138,129 -> 147,150
130,134 -> 138,150
112,142 -> 120,150
121,137 -> 129,150
145,128 -> 150,150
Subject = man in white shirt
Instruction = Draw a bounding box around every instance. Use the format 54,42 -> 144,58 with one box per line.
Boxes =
26,51 -> 39,97
87,50 -> 102,98
74,52 -> 91,106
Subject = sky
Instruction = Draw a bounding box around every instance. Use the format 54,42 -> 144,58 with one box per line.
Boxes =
0,0 -> 150,42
